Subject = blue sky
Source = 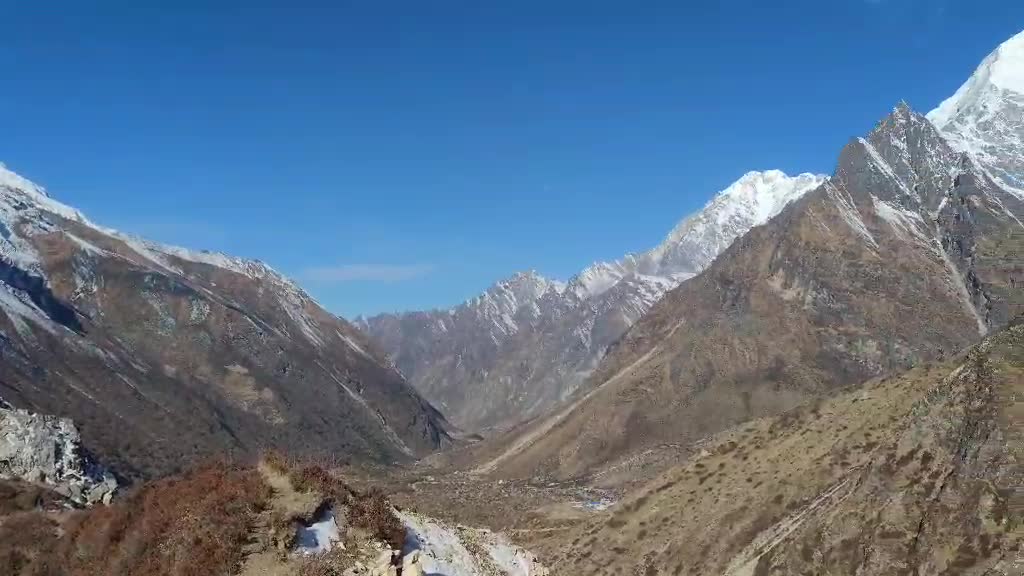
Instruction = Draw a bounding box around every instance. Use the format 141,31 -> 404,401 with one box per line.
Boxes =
1,1 -> 1022,317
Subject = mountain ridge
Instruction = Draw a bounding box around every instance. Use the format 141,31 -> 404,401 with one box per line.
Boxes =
359,170 -> 825,430
0,163 -> 451,479
466,99 -> 1024,482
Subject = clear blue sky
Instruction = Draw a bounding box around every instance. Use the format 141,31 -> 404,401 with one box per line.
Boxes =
2,1 -> 1022,317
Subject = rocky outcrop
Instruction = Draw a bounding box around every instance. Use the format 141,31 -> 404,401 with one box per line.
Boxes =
0,403 -> 116,506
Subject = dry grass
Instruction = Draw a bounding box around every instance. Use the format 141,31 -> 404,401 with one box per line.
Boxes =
262,450 -> 406,551
0,461 -> 272,576
0,453 -> 407,576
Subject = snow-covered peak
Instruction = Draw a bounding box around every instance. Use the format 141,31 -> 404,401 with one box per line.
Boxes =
0,163 -> 48,197
481,270 -> 562,304
0,163 -> 89,224
684,169 -> 823,230
640,170 -> 824,275
927,30 -> 1024,192
928,30 -> 1024,129
562,170 -> 824,300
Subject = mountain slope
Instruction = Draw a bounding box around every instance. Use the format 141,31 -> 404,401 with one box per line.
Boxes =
473,102 -> 1024,481
0,164 -> 449,480
360,170 -> 824,431
539,321 -> 1024,575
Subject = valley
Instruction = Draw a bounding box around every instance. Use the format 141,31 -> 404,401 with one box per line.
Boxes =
0,18 -> 1022,576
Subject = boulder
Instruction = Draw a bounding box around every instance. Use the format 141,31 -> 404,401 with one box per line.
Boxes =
0,404 -> 116,506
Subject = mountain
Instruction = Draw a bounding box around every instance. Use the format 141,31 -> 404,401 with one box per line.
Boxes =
928,30 -> 1024,192
539,321 -> 1024,575
359,170 -> 824,431
0,164 -> 449,480
470,101 -> 1024,481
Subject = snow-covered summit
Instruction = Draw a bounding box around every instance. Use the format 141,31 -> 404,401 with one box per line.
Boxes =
641,170 -> 824,273
928,30 -> 1024,128
567,170 -> 825,299
927,29 -> 1024,191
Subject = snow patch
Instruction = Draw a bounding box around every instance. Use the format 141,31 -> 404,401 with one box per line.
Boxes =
871,196 -> 930,245
825,182 -> 877,249
294,506 -> 341,555
399,511 -> 546,576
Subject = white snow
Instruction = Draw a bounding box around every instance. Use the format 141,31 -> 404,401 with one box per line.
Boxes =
294,506 -> 342,555
413,169 -> 823,349
825,182 -> 877,249
0,283 -> 60,337
858,138 -> 915,199
929,30 -> 1024,129
928,29 -> 1024,191
336,329 -> 372,359
399,511 -> 545,576
871,196 -> 930,245
0,163 -> 335,351
551,170 -> 823,306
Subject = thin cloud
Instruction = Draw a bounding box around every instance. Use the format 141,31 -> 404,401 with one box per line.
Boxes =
301,264 -> 435,283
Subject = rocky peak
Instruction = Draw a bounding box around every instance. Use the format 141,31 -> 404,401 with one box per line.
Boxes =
839,104 -> 961,212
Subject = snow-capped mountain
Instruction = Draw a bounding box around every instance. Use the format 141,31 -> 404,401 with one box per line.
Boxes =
481,96 -> 1024,482
359,170 -> 825,431
0,163 -> 449,479
569,170 -> 825,299
928,29 -> 1024,192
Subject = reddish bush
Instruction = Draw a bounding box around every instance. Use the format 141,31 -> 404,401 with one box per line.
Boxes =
41,462 -> 271,576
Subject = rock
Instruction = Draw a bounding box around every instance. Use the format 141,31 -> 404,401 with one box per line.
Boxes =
401,549 -> 424,576
0,405 -> 117,507
373,549 -> 392,574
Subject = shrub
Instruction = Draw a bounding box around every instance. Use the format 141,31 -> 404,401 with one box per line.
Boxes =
52,461 -> 272,576
348,488 -> 406,551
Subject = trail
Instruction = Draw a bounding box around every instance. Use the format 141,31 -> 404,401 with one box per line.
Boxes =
723,471 -> 860,576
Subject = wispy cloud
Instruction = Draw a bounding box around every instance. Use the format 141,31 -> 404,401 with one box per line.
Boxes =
301,264 -> 435,283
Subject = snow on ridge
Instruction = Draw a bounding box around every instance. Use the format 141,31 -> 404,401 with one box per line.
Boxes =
825,181 -> 877,249
857,137 -> 915,199
927,29 -> 1024,198
0,163 -> 88,224
385,169 -> 824,348
0,162 -> 313,291
928,29 -> 1024,128
0,162 -> 332,349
